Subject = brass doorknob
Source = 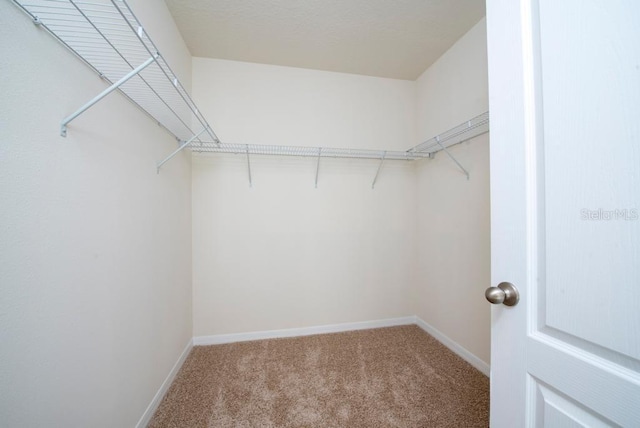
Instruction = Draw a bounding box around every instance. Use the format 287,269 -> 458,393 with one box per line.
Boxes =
485,282 -> 519,306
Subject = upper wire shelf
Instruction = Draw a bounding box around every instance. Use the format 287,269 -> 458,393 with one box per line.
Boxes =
13,0 -> 219,146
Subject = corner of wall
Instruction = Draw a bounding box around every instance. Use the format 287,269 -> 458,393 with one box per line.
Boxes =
413,15 -> 491,366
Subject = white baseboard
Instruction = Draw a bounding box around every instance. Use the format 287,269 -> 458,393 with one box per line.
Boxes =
193,316 -> 417,346
135,338 -> 193,428
415,316 -> 490,377
193,316 -> 489,376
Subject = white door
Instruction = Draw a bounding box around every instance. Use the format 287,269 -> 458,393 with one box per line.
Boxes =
486,0 -> 640,426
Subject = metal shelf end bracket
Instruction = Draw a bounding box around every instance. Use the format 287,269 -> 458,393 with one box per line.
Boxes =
60,53 -> 159,137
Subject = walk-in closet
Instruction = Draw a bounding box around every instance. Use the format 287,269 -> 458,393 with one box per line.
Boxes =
3,0 -> 638,426
1,0 -> 490,426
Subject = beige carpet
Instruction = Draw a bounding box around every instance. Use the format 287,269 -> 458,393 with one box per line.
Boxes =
149,325 -> 489,427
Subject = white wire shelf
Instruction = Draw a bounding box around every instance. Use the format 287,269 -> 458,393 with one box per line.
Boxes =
191,112 -> 489,181
13,0 -> 219,145
408,112 -> 489,154
193,143 -> 431,161
193,112 -> 489,162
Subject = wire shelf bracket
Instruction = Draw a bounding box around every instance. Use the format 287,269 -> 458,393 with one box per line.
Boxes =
315,148 -> 322,188
156,127 -> 208,173
436,136 -> 470,180
61,53 -> 158,137
246,145 -> 253,188
371,152 -> 387,189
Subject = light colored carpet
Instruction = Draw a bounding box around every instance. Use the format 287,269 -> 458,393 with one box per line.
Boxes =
149,325 -> 489,427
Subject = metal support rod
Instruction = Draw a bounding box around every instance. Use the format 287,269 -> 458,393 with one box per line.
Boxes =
315,147 -> 321,188
246,145 -> 252,187
156,127 -> 208,173
371,151 -> 387,189
60,53 -> 158,137
435,136 -> 470,180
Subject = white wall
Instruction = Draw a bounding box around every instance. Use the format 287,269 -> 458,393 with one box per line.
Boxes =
414,18 -> 491,364
193,58 -> 416,150
0,1 -> 193,426
191,59 -> 418,336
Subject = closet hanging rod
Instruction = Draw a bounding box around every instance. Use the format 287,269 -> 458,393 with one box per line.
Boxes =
13,0 -> 220,147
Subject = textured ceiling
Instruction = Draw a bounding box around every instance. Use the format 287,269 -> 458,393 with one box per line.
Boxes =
164,0 -> 485,80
